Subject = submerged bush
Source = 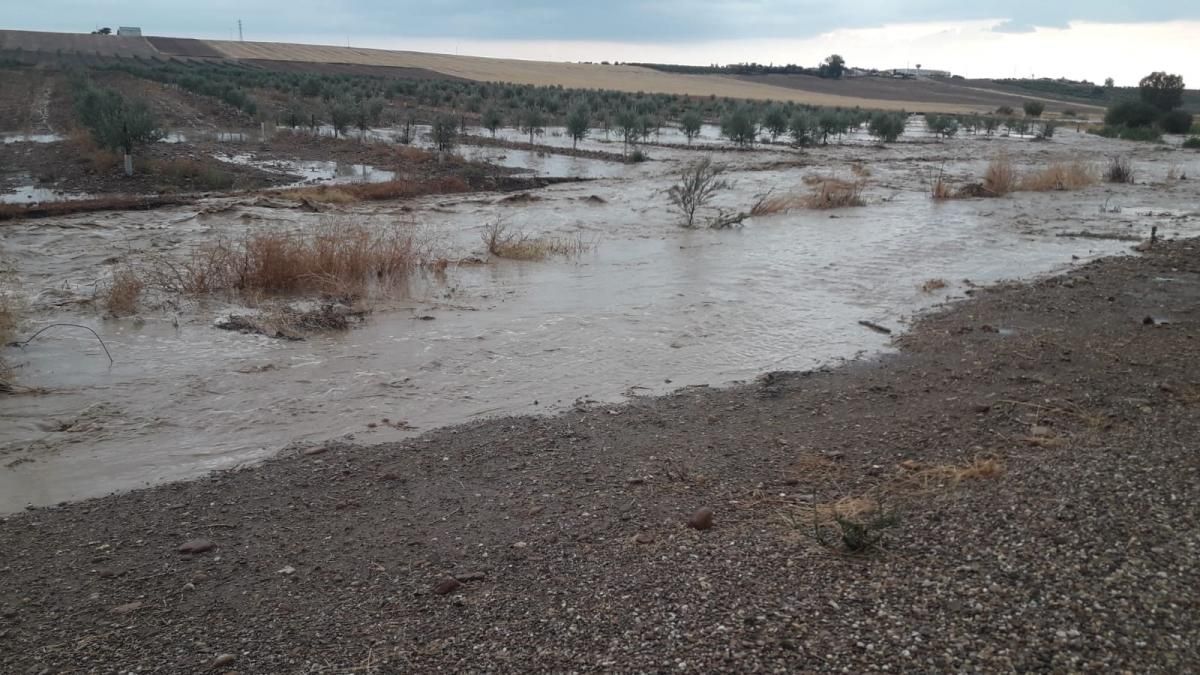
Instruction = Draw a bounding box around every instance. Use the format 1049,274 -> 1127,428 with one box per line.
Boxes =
1183,137 -> 1200,149
1159,109 -> 1194,134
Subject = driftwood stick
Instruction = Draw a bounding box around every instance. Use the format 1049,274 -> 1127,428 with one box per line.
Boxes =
14,323 -> 114,365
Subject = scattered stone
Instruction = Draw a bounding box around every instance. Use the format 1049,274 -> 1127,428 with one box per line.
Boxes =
277,566 -> 297,576
110,601 -> 142,615
634,532 -> 655,544
688,508 -> 714,530
210,653 -> 236,668
178,539 -> 215,554
1030,425 -> 1054,438
433,577 -> 462,595
301,446 -> 329,456
452,571 -> 486,582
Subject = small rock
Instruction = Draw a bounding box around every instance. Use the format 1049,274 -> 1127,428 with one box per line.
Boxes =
210,654 -> 236,668
277,566 -> 296,576
971,403 -> 991,414
1030,425 -> 1054,438
301,446 -> 329,456
452,571 -> 486,582
110,601 -> 142,615
634,532 -> 655,544
433,576 -> 462,595
178,539 -> 216,554
688,507 -> 714,530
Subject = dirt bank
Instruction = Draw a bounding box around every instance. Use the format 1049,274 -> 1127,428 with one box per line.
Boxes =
1,239 -> 1198,672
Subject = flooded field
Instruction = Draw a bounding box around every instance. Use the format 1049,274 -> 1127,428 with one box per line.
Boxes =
2,125 -> 1198,511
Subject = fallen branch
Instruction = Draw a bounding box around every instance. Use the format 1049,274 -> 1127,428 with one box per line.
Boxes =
858,320 -> 892,335
12,323 -> 114,365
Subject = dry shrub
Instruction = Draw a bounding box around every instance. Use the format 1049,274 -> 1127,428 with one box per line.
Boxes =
850,162 -> 871,177
102,268 -> 143,316
930,172 -> 953,200
279,176 -> 471,205
1019,161 -> 1097,192
802,178 -> 865,209
750,192 -> 801,216
983,152 -> 1017,196
67,128 -> 121,173
149,220 -> 432,299
920,278 -> 948,293
1104,156 -> 1135,184
898,458 -> 1005,492
151,158 -> 236,191
482,221 -> 595,261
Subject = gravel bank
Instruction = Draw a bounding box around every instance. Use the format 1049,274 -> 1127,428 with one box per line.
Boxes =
2,240 -> 1198,673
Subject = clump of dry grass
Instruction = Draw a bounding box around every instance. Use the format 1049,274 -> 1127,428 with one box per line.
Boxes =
482,221 -> 596,261
850,162 -> 871,178
983,152 -> 1017,196
277,176 -> 471,205
920,278 -> 948,293
148,220 -> 433,300
802,177 -> 865,209
897,457 -> 1005,492
930,171 -> 954,200
1019,161 -> 1097,192
102,268 -> 143,317
749,192 -> 801,216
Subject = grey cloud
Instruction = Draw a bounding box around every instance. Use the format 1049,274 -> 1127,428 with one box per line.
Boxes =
6,0 -> 1197,42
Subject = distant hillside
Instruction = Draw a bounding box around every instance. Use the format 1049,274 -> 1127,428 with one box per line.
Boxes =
0,29 -> 1134,116
975,78 -> 1200,114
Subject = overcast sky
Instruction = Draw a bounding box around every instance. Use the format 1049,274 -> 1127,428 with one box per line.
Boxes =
7,1 -> 1198,85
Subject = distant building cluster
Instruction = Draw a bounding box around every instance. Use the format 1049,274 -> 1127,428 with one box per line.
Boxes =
116,27 -> 142,37
889,68 -> 952,79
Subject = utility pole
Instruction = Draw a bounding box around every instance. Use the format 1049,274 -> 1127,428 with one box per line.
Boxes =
238,20 -> 243,42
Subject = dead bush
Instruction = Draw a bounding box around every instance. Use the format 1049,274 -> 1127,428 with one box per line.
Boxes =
983,152 -> 1017,196
482,221 -> 595,261
102,268 -> 143,316
1104,156 -> 1135,184
802,178 -> 865,209
1019,161 -> 1097,191
667,157 -> 730,228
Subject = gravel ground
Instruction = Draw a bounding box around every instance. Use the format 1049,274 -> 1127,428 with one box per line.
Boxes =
2,240 -> 1198,673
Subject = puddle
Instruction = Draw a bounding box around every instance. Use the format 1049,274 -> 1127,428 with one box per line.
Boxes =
1,132 -> 65,144
215,153 -> 396,185
2,126 -> 1197,511
0,184 -> 94,204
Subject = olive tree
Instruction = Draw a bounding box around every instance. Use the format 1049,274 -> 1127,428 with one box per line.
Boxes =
482,107 -> 503,137
680,110 -> 703,144
565,105 -> 589,149
431,114 -> 458,152
1022,101 -> 1045,118
520,107 -> 545,144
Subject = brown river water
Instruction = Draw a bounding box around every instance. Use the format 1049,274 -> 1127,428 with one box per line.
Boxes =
2,126 -> 1197,511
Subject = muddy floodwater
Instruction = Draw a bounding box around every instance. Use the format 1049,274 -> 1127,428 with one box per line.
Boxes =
2,126 -> 1198,511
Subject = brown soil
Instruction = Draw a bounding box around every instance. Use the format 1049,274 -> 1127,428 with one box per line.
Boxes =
2,238 -> 1197,672
734,74 -> 1104,115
